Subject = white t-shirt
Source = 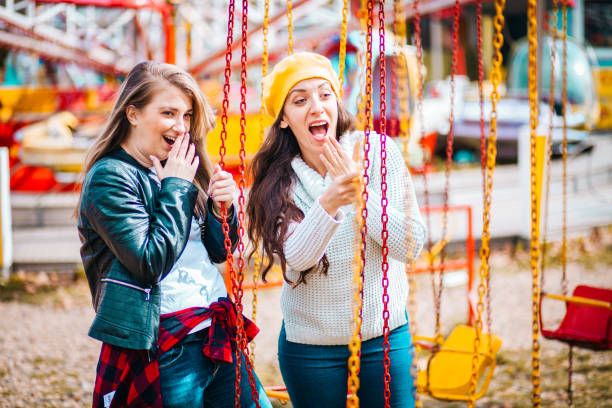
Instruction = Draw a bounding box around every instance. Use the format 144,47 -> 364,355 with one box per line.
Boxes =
160,218 -> 228,333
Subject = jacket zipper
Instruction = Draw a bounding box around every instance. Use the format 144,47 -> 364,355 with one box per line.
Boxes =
101,278 -> 152,300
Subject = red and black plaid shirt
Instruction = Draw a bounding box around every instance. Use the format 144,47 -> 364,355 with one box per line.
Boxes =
92,297 -> 258,408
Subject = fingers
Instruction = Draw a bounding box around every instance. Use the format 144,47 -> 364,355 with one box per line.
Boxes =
208,168 -> 237,208
177,132 -> 190,159
150,155 -> 163,176
168,134 -> 185,159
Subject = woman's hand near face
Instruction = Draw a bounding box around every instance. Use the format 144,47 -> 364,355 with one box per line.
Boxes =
318,137 -> 361,217
151,133 -> 199,183
208,165 -> 237,213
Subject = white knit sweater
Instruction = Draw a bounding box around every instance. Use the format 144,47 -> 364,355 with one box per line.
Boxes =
281,131 -> 426,345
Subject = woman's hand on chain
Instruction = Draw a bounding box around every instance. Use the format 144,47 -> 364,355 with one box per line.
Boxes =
208,164 -> 237,214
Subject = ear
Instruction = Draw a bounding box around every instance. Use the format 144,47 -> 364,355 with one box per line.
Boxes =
126,105 -> 139,126
280,118 -> 289,129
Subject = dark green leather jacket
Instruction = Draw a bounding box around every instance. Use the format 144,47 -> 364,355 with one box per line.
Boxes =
78,148 -> 237,351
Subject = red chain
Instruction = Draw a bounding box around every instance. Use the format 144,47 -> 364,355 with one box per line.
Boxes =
377,1 -> 391,406
219,0 -> 234,169
218,2 -> 247,406
234,1 -> 262,406
360,0 -> 374,326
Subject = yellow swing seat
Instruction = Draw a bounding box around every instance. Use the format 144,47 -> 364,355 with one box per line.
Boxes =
416,325 -> 502,401
264,386 -> 291,403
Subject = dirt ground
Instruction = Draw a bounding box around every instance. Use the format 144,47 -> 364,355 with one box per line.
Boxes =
0,228 -> 611,407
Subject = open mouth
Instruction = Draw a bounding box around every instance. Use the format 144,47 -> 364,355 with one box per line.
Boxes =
309,121 -> 328,141
163,135 -> 177,146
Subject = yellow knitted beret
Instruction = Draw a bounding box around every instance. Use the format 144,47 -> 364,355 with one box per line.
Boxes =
262,52 -> 341,119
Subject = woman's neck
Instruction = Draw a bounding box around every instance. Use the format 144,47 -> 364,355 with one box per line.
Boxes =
120,141 -> 152,168
301,153 -> 327,177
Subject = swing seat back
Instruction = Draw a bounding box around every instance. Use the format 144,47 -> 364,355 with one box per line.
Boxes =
541,285 -> 612,350
417,325 -> 502,401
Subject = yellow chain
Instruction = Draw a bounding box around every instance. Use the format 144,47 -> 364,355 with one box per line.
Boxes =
286,0 -> 294,55
338,0 -> 349,97
347,158 -> 365,408
355,0 -> 368,129
468,1 -> 505,406
250,0 -> 270,366
528,0 -> 541,405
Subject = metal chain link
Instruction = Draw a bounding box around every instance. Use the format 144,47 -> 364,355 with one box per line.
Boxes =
561,1 -> 572,405
468,0 -> 505,406
541,0 -> 558,295
286,0 -> 294,55
377,2 -> 392,406
527,0 -> 541,405
338,0 -> 349,97
218,1 -> 243,403
346,2 -> 374,405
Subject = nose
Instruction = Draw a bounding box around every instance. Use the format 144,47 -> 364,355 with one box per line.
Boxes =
173,116 -> 188,134
310,95 -> 324,114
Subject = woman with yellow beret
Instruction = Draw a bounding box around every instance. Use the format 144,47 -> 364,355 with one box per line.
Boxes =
246,52 -> 426,407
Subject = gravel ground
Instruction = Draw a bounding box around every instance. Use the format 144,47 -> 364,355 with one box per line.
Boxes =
0,230 -> 610,407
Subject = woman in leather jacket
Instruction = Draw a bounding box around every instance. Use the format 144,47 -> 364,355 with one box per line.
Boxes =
77,61 -> 271,408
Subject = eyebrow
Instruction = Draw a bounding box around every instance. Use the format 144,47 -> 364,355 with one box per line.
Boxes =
159,106 -> 193,112
287,82 -> 332,97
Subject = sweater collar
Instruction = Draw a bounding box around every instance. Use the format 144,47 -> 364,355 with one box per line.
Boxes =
290,132 -> 357,202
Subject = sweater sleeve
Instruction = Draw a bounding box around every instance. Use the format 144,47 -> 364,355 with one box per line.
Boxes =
364,135 -> 426,263
284,198 -> 344,275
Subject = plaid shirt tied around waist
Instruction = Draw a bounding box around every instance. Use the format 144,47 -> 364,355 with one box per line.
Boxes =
92,297 -> 259,408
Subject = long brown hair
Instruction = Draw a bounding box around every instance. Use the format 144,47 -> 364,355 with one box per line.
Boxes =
247,102 -> 355,286
77,61 -> 216,217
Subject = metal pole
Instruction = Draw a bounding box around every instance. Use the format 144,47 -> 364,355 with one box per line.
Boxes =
0,147 -> 13,279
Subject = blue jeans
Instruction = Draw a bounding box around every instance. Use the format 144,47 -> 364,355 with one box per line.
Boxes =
159,331 -> 272,408
278,323 -> 416,408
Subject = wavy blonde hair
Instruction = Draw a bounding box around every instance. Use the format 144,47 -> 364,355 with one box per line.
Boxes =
78,61 -> 216,217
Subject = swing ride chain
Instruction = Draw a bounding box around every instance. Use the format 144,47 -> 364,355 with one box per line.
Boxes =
436,0 -> 460,346
542,0 -> 558,292
410,2 -> 424,405
528,0 -> 542,405
339,0 -> 349,97
561,0 -> 568,299
377,1 -> 392,406
235,1 -> 262,405
355,0 -> 369,130
347,2 -> 372,405
477,0 -> 485,197
347,188 -> 365,408
250,0 -> 270,367
287,0 -> 294,55
468,0 -> 505,406
561,2 -> 572,405
218,1 -> 243,404
219,0 -> 234,169
361,0 -> 374,327
487,0 -> 505,357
